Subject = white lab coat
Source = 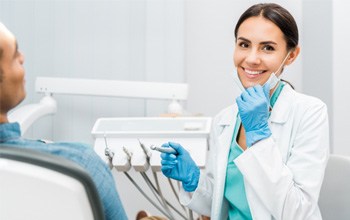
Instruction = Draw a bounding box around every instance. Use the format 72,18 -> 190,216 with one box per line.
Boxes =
180,84 -> 329,220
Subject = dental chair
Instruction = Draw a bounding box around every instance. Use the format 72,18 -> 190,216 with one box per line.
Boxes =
319,154 -> 350,220
0,146 -> 105,220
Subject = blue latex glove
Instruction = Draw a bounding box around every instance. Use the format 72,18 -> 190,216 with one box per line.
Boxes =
160,142 -> 200,192
236,83 -> 272,147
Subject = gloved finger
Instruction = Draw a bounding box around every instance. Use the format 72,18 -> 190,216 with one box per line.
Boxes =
168,142 -> 187,155
246,87 -> 256,96
241,88 -> 253,100
161,165 -> 176,172
161,159 -> 177,166
161,142 -> 170,148
236,96 -> 249,110
236,94 -> 244,104
161,167 -> 175,177
160,153 -> 177,160
248,85 -> 262,100
253,85 -> 264,97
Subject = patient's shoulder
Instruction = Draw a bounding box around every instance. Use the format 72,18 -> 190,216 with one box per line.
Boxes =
48,141 -> 99,162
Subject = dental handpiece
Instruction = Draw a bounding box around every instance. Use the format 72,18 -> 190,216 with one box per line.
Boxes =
150,145 -> 177,154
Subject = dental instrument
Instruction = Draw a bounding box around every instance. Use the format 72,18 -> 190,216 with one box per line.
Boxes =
139,172 -> 178,220
112,153 -> 131,172
137,141 -> 187,219
121,147 -> 174,218
124,172 -> 172,219
151,171 -> 177,220
150,145 -> 177,154
167,178 -> 189,216
139,140 -> 172,216
122,147 -> 132,161
103,134 -> 114,169
138,139 -> 152,161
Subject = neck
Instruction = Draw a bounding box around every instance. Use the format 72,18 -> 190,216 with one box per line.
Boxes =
0,113 -> 9,124
269,81 -> 280,96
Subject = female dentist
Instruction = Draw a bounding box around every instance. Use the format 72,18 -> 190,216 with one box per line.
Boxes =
160,3 -> 329,220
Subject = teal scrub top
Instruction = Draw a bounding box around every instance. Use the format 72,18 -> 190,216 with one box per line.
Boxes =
224,82 -> 285,220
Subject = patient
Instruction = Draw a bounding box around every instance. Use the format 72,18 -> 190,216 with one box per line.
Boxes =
0,22 -> 127,220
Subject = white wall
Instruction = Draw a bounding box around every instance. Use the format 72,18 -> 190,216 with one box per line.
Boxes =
333,0 -> 350,155
302,0 -> 333,152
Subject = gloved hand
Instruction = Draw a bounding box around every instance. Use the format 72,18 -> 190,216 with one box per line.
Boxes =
160,142 -> 200,192
236,83 -> 272,147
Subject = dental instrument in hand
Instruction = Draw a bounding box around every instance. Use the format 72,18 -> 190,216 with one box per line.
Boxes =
150,145 -> 177,154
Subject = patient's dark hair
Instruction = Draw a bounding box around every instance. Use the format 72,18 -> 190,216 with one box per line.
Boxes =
234,3 -> 299,51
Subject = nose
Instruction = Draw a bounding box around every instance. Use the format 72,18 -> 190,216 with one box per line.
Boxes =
19,51 -> 25,64
245,49 -> 261,65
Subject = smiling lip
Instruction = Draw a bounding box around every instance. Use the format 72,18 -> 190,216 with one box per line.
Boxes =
243,67 -> 266,78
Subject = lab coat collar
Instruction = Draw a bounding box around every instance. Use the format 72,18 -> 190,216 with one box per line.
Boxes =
217,105 -> 237,128
269,84 -> 294,124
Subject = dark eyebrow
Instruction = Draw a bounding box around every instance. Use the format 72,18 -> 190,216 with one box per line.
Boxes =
237,37 -> 277,45
260,41 -> 277,45
237,37 -> 251,43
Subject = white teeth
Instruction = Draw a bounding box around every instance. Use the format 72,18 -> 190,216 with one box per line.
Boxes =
245,69 -> 263,75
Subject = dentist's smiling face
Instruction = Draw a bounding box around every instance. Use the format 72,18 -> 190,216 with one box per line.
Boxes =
234,16 -> 290,89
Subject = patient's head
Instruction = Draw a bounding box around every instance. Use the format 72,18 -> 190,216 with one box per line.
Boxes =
0,22 -> 26,123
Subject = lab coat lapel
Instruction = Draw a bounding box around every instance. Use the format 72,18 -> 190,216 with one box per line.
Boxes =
212,105 -> 237,219
217,105 -> 237,160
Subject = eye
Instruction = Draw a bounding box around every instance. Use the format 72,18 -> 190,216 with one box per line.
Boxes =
238,41 -> 249,48
262,45 -> 275,51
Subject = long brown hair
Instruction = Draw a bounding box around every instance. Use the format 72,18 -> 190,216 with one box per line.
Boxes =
234,3 -> 299,51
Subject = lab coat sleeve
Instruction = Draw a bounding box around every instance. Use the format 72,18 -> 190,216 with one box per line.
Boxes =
234,101 -> 329,220
179,115 -> 219,217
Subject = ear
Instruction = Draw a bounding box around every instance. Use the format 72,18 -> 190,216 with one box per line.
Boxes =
285,46 -> 300,66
